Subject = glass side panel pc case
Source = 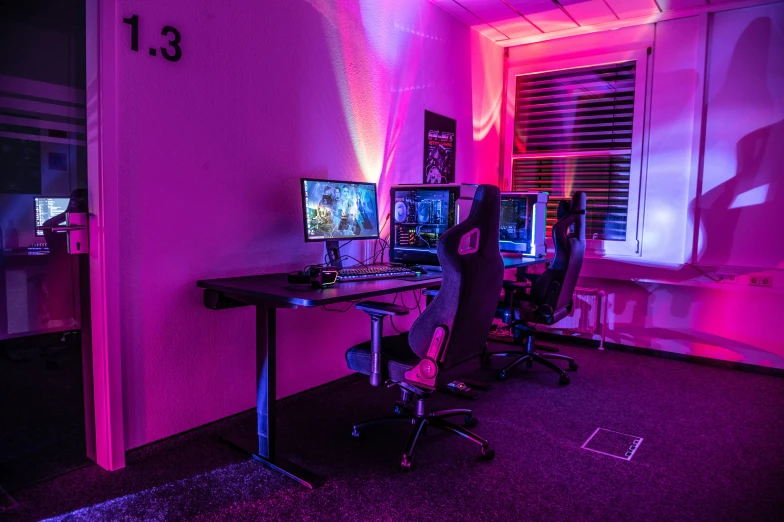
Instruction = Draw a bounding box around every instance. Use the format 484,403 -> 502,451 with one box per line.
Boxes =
389,184 -> 477,266
301,178 -> 380,241
499,191 -> 548,256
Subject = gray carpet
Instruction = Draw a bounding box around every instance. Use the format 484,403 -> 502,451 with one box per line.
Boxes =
3,342 -> 783,521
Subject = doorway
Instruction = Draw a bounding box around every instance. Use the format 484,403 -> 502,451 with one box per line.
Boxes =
0,0 -> 94,493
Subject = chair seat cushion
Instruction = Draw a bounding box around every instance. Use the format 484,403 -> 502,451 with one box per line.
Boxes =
345,333 -> 420,382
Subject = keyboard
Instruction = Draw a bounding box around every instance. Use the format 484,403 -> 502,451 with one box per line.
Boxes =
337,265 -> 416,282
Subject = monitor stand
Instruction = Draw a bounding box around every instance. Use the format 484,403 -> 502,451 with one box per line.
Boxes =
325,240 -> 343,270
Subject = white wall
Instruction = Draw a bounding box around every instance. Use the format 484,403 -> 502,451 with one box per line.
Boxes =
109,0 -> 500,449
505,2 -> 784,369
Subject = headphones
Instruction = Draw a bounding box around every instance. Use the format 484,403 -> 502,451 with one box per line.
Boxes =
287,266 -> 339,288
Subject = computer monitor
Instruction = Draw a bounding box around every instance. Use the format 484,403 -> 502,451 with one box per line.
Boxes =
34,197 -> 70,236
300,178 -> 380,242
389,184 -> 473,267
499,191 -> 548,256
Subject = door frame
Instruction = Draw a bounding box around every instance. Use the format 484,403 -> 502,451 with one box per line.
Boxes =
85,0 -> 126,470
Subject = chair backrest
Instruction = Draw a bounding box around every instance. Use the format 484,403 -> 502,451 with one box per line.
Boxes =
408,185 -> 504,369
529,192 -> 586,314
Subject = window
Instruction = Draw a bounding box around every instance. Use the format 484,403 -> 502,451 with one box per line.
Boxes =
504,50 -> 649,256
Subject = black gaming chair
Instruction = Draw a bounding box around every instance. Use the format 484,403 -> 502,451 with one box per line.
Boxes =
345,185 -> 504,470
490,191 -> 587,385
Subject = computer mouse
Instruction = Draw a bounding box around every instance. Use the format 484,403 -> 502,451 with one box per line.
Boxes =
409,265 -> 427,275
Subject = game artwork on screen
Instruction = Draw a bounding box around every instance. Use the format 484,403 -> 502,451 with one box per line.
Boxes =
303,180 -> 379,240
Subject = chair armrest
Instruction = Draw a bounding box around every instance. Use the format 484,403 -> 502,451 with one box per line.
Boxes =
356,301 -> 409,317
422,288 -> 439,298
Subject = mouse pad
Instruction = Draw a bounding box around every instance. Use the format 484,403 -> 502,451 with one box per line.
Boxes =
399,274 -> 442,281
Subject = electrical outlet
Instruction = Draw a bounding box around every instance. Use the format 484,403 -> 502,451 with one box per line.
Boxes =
717,274 -> 737,283
750,276 -> 773,287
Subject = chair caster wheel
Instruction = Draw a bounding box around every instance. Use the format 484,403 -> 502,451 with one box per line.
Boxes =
464,414 -> 478,428
480,446 -> 495,461
559,374 -> 570,386
568,362 -> 578,371
351,427 -> 361,438
497,371 -> 507,381
400,457 -> 414,471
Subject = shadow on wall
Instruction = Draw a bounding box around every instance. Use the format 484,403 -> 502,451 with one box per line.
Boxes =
568,16 -> 784,367
694,16 -> 784,270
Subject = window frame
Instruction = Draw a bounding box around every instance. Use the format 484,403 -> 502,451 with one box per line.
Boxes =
502,49 -> 650,257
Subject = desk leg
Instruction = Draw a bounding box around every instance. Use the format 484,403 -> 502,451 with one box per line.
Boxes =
221,306 -> 326,489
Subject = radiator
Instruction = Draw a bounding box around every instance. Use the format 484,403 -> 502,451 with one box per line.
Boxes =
543,287 -> 606,349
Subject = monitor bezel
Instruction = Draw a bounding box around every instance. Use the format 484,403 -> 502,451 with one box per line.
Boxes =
34,196 -> 71,237
300,178 -> 381,243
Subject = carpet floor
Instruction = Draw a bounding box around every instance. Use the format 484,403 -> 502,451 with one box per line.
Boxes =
3,342 -> 783,521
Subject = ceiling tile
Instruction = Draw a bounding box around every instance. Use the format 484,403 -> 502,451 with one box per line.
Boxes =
559,0 -> 618,25
457,0 -> 541,38
604,0 -> 660,18
430,0 -> 509,40
656,0 -> 707,10
505,0 -> 580,33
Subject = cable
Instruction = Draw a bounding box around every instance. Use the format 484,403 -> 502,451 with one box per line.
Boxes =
687,263 -> 723,282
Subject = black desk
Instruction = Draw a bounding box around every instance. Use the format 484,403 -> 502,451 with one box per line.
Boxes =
197,273 -> 442,488
196,256 -> 548,488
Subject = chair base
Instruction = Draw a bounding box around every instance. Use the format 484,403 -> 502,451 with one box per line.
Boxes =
350,392 -> 495,470
490,335 -> 577,385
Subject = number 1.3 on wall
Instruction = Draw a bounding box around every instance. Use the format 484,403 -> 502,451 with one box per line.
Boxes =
122,14 -> 182,62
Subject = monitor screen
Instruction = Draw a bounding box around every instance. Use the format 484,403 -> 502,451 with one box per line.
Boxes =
301,178 -> 380,241
35,197 -> 69,236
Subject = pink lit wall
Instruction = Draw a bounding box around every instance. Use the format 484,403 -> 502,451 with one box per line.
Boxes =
111,0 -> 500,449
505,3 -> 784,369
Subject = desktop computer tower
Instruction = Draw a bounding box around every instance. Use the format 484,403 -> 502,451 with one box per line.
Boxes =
499,191 -> 548,256
389,184 -> 475,266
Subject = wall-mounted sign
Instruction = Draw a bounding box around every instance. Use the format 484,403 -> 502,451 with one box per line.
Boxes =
122,14 -> 182,62
423,110 -> 456,184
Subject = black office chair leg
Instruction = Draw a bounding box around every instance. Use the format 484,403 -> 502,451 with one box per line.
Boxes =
489,351 -> 523,358
352,414 -> 415,437
431,408 -> 471,418
529,353 -> 569,384
499,354 -> 532,379
430,408 -> 478,427
540,352 -> 578,370
401,417 -> 428,469
428,417 -> 493,458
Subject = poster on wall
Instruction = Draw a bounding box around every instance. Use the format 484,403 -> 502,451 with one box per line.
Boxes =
423,110 -> 456,184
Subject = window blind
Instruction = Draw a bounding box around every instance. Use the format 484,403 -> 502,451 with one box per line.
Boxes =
512,155 -> 631,241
